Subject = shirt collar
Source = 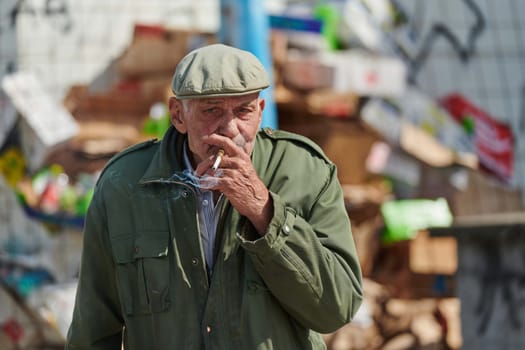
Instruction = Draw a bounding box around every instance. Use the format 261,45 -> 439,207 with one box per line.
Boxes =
182,141 -> 208,195
182,140 -> 194,173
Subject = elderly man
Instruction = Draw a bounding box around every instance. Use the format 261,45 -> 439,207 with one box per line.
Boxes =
66,44 -> 362,350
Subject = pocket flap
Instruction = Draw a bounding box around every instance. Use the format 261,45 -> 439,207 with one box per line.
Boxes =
111,232 -> 169,263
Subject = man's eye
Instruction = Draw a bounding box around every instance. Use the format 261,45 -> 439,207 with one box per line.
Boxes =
237,108 -> 253,116
204,108 -> 221,116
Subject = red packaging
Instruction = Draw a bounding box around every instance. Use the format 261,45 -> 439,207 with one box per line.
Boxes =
1,318 -> 24,343
440,93 -> 514,182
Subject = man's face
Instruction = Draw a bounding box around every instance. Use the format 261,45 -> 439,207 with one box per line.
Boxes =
170,93 -> 265,166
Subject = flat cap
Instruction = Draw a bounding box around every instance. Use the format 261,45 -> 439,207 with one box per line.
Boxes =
172,44 -> 270,99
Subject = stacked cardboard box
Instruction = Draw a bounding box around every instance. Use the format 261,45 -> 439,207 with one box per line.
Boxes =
54,24 -> 216,178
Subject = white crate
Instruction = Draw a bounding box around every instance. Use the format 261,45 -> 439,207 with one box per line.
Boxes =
2,72 -> 79,171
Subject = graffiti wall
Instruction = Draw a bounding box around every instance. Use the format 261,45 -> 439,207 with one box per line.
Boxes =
395,0 -> 524,128
457,226 -> 525,349
379,4 -> 525,347
394,0 -> 525,201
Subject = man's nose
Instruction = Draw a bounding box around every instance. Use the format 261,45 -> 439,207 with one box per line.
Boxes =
218,112 -> 238,138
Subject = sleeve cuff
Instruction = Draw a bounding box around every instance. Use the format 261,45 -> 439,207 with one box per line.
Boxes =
237,191 -> 296,260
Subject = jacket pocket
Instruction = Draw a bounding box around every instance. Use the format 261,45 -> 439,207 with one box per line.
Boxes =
111,231 -> 170,315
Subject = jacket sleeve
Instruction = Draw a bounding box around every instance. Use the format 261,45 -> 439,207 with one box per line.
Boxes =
238,164 -> 363,334
66,191 -> 124,349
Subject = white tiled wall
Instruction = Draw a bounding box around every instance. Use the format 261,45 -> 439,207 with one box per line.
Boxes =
11,0 -> 219,102
0,0 -> 18,146
0,0 -> 17,73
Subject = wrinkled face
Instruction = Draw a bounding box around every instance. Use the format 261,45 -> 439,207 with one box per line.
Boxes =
169,93 -> 265,166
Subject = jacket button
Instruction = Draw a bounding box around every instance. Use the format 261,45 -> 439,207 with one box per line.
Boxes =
134,246 -> 139,254
182,190 -> 189,198
206,325 -> 212,333
191,258 -> 199,266
283,225 -> 291,234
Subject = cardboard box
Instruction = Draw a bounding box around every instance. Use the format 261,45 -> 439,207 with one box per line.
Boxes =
452,169 -> 524,216
278,96 -> 381,185
117,24 -> 216,78
409,230 -> 457,275
326,50 -> 407,97
282,49 -> 407,97
286,120 -> 380,184
64,85 -> 153,119
305,89 -> 360,118
361,98 -> 478,169
371,235 -> 457,299
282,52 -> 334,91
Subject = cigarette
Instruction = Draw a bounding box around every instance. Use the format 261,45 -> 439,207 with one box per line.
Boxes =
211,149 -> 224,171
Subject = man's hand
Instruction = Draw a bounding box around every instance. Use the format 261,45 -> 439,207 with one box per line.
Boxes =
195,135 -> 273,235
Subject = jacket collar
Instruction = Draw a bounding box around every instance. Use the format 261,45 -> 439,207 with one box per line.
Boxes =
139,125 -> 267,185
139,126 -> 186,183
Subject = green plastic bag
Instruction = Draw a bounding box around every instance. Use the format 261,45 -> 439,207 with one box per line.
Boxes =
381,198 -> 453,244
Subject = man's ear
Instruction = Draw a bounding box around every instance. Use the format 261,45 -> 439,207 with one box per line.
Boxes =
169,96 -> 187,134
257,98 -> 266,124
258,98 -> 266,114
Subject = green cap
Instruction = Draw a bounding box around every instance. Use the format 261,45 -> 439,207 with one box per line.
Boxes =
171,44 -> 270,99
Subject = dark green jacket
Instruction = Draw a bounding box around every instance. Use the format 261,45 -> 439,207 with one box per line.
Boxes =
66,126 -> 362,350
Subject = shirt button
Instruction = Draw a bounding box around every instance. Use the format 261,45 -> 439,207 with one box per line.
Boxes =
191,258 -> 199,266
206,325 -> 212,333
202,199 -> 209,206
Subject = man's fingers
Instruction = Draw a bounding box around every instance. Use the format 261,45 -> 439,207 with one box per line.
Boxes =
203,134 -> 247,158
195,155 -> 216,176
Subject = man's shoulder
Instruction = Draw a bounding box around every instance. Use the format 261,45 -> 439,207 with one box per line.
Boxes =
258,127 -> 332,165
97,138 -> 160,180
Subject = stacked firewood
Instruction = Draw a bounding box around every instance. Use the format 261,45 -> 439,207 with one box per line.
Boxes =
323,279 -> 462,350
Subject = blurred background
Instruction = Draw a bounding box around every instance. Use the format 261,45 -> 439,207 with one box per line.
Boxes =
1,0 -> 524,349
